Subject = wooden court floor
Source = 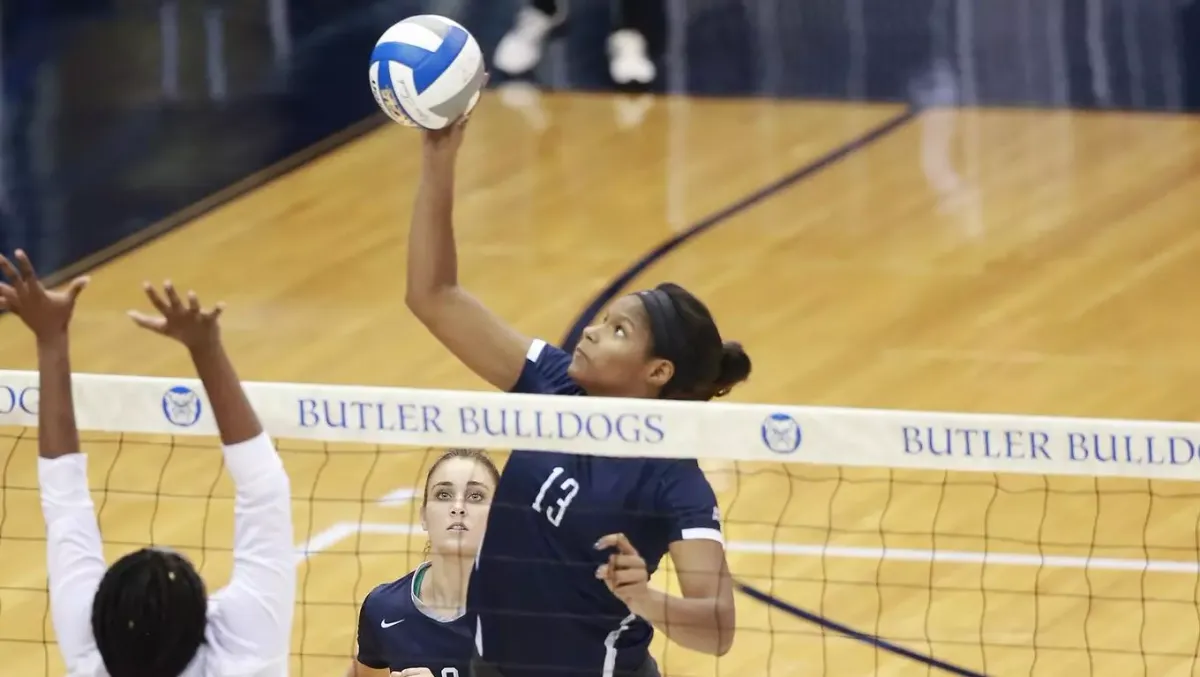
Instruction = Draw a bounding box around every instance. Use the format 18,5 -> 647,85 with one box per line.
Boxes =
2,93 -> 1200,677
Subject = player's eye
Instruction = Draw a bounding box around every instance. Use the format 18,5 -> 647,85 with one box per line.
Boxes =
468,491 -> 486,502
614,325 -> 627,338
436,489 -> 453,500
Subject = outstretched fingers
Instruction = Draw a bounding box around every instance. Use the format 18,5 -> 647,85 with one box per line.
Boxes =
143,283 -> 172,317
203,302 -> 226,321
65,277 -> 90,301
163,281 -> 185,312
13,250 -> 38,284
127,310 -> 167,333
0,254 -> 23,290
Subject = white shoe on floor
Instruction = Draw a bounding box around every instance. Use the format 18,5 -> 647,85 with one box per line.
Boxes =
608,29 -> 656,85
494,6 -> 561,75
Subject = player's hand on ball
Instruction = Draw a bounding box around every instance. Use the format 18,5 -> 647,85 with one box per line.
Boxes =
391,669 -> 435,677
128,281 -> 225,350
0,249 -> 89,340
421,73 -> 488,157
595,533 -> 650,607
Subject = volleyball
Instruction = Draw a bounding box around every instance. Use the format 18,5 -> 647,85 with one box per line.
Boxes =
369,16 -> 486,130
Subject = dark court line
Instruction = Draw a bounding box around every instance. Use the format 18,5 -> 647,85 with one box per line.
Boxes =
736,581 -> 988,676
559,106 -> 920,350
557,105 -> 989,675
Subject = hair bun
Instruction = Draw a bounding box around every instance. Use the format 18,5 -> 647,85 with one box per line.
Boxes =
713,341 -> 752,397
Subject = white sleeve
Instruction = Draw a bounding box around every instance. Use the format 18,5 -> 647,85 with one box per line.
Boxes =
39,453 -> 105,673
205,432 -> 296,660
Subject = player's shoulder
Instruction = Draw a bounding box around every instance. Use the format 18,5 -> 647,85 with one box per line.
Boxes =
514,339 -> 584,396
526,339 -> 569,370
642,456 -> 705,479
362,567 -> 419,617
646,457 -> 716,501
589,456 -> 705,493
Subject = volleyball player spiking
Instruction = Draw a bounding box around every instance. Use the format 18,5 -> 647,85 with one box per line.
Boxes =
0,250 -> 295,677
348,448 -> 499,677
405,110 -> 749,677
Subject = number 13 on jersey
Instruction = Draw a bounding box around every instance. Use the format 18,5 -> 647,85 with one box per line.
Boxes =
531,466 -> 579,527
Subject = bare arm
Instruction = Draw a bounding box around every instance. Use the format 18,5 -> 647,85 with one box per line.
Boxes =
0,251 -> 105,673
635,539 -> 736,656
405,122 -> 532,391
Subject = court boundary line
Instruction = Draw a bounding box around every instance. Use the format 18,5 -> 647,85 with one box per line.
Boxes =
295,520 -> 1200,573
559,106 -> 920,351
735,582 -> 987,677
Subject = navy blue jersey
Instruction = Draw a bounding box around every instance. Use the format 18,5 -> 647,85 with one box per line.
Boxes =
467,340 -> 723,677
357,563 -> 474,676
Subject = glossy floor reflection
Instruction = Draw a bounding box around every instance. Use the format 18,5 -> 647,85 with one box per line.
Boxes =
0,0 -> 1197,280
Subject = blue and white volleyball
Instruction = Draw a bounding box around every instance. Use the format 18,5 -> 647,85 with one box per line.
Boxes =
369,16 -> 485,130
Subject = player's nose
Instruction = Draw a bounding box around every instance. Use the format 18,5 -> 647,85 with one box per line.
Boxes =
581,324 -> 599,343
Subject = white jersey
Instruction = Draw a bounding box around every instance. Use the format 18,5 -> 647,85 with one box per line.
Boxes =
40,432 -> 296,677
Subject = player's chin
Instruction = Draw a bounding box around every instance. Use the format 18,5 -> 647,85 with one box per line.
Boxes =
435,532 -> 480,556
566,354 -> 591,382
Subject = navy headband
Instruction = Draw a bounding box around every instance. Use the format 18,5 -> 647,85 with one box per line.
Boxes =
636,288 -> 696,394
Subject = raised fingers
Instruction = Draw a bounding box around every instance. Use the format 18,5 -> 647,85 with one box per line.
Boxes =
143,283 -> 172,317
163,281 -> 185,311
202,301 -> 226,321
13,250 -> 37,284
127,310 -> 167,333
0,254 -> 22,288
66,276 -> 89,301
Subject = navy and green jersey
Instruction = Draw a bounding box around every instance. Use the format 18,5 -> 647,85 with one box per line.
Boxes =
357,563 -> 474,677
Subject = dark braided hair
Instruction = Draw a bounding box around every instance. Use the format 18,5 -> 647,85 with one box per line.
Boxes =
91,548 -> 208,677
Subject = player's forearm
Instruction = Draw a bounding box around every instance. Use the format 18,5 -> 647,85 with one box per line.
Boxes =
189,339 -> 261,446
407,149 -> 460,309
630,588 -> 735,656
346,659 -> 389,677
36,334 -> 79,460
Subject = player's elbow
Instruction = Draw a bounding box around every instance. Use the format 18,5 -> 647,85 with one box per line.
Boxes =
683,595 -> 736,656
404,283 -> 450,322
404,285 -> 431,316
712,598 -> 736,656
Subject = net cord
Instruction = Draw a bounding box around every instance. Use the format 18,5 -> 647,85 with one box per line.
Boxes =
2,370 -> 1198,481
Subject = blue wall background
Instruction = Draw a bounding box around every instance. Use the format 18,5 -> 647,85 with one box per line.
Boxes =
0,0 -> 1195,280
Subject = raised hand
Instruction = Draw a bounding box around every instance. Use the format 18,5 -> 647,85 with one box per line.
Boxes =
128,281 -> 225,351
0,249 -> 89,342
594,533 -> 650,608
421,75 -> 487,158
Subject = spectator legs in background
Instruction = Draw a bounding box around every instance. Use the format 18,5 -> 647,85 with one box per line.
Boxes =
493,0 -> 567,76
493,0 -> 662,85
608,0 -> 662,85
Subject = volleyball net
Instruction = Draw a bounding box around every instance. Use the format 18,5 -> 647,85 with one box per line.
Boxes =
2,371 -> 1199,677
